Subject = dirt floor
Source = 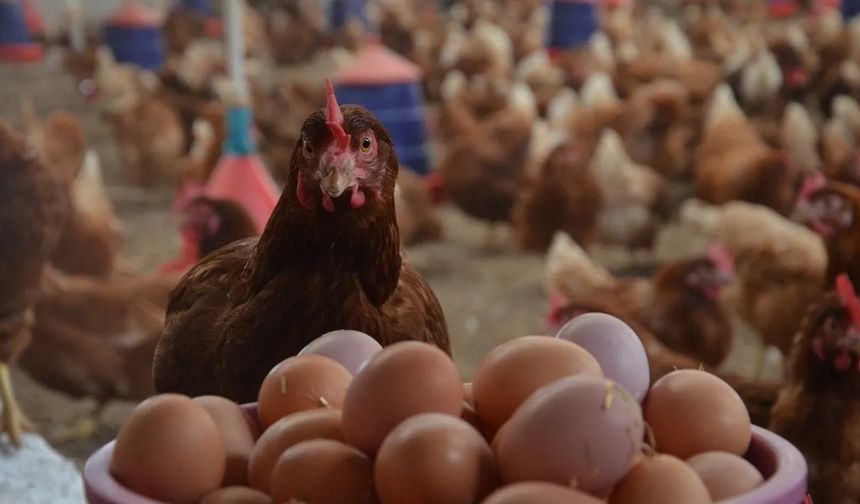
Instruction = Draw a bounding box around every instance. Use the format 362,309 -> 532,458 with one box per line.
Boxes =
3,51 -> 768,469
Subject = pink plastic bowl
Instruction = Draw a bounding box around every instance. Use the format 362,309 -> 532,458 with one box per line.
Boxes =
84,405 -> 807,504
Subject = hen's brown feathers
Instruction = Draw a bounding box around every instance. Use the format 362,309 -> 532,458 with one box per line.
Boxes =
0,122 -> 68,362
155,106 -> 449,402
770,291 -> 860,503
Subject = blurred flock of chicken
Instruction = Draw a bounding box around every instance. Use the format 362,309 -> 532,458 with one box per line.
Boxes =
3,0 -> 860,500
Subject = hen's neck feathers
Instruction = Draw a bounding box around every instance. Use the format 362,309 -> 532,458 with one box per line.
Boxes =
247,150 -> 401,304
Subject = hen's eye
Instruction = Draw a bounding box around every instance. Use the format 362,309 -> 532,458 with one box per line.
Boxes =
303,140 -> 314,156
360,137 -> 372,153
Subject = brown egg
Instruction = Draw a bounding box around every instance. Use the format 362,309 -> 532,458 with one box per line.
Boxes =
194,396 -> 259,486
644,370 -> 751,459
472,336 -> 602,433
342,341 -> 463,454
248,408 -> 344,493
270,439 -> 375,504
257,355 -> 352,429
483,482 -> 604,504
687,451 -> 763,500
610,454 -> 712,504
200,486 -> 272,504
110,394 -> 226,503
375,413 -> 497,504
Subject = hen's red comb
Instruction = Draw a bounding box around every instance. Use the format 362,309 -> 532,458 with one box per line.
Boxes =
798,172 -> 827,202
708,244 -> 734,273
836,274 -> 860,327
325,79 -> 350,151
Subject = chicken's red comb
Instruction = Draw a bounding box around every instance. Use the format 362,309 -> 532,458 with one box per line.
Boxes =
708,244 -> 734,273
836,274 -> 860,327
325,78 -> 350,151
798,172 -> 827,202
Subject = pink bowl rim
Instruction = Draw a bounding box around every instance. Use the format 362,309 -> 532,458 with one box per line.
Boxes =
721,425 -> 808,504
83,408 -> 807,504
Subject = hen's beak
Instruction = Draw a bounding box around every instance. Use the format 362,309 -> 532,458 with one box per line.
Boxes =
318,157 -> 356,198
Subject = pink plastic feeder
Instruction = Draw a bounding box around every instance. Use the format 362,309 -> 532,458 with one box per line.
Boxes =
20,0 -> 42,39
204,146 -> 279,234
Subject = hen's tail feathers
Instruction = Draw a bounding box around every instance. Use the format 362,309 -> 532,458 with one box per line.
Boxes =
663,21 -> 692,60
782,102 -> 820,173
833,95 -> 860,137
590,32 -> 616,70
527,120 -> 567,178
594,129 -> 633,173
546,87 -> 579,130
515,50 -> 552,81
440,70 -> 466,103
739,51 -> 782,105
472,20 -> 512,68
581,71 -> 619,110
73,150 -> 121,234
706,83 -> 745,132
190,119 -> 215,161
508,81 -> 538,121
545,232 -> 616,299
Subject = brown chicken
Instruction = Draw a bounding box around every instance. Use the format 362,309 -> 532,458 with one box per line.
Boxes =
21,269 -> 171,403
513,138 -> 602,253
0,122 -> 68,446
22,108 -> 122,278
696,84 -> 798,215
794,177 -> 860,288
716,203 -> 827,370
435,71 -> 511,145
770,274 -> 860,503
438,82 -> 536,242
93,49 -> 186,186
160,195 -> 259,275
623,79 -> 696,179
163,3 -> 212,56
266,2 -> 325,65
546,233 -> 735,368
154,82 -> 449,402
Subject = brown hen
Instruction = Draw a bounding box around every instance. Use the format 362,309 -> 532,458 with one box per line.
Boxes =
154,83 -> 449,402
696,85 -> 799,215
770,275 -> 860,503
794,178 -> 860,288
0,122 -> 68,446
546,233 -> 735,368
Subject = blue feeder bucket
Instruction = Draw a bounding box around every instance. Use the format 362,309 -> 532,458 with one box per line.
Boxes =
334,42 -> 430,175
104,1 -> 165,70
844,0 -> 860,19
175,0 -> 222,38
328,0 -> 368,31
547,0 -> 598,52
0,0 -> 42,62
179,0 -> 213,16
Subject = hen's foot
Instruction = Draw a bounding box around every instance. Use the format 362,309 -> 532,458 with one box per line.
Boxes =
0,363 -> 35,448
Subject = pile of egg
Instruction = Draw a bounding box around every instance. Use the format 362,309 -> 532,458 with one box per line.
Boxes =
108,314 -> 761,503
